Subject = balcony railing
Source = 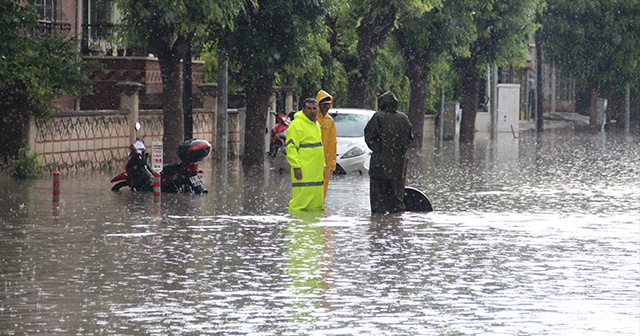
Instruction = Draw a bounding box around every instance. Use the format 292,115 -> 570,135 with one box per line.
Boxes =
81,23 -> 116,55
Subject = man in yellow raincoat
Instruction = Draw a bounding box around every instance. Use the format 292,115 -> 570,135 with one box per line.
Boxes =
315,90 -> 337,202
285,98 -> 325,211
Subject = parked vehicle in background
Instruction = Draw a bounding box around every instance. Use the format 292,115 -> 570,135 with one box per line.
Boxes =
329,108 -> 375,174
268,112 -> 291,158
273,108 -> 375,175
111,125 -> 211,194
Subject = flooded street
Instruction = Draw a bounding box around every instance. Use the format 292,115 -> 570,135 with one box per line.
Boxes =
1,128 -> 638,335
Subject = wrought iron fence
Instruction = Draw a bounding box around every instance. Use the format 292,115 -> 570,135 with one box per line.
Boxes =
28,20 -> 71,39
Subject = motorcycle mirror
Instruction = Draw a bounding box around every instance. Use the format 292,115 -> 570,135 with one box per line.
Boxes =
135,122 -> 141,131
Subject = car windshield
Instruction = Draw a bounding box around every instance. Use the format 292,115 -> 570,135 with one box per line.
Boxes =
330,113 -> 370,137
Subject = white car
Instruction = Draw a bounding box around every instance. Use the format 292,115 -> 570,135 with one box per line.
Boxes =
273,108 -> 375,175
329,108 -> 375,174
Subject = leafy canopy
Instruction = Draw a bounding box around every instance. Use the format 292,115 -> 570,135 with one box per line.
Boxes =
113,0 -> 245,53
0,0 -> 92,119
220,0 -> 326,88
541,0 -> 640,91
453,0 -> 543,75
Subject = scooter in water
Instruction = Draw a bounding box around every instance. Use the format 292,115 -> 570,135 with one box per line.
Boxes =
268,112 -> 290,158
110,131 -> 211,194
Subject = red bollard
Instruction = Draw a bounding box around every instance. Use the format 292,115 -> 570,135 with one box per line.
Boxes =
53,171 -> 61,202
153,172 -> 161,203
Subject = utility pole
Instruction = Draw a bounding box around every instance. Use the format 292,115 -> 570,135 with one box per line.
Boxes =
535,24 -> 544,132
490,65 -> 498,139
439,86 -> 444,143
624,84 -> 630,132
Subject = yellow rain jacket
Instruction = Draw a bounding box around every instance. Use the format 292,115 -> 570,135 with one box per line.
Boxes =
285,111 -> 325,211
315,90 -> 337,200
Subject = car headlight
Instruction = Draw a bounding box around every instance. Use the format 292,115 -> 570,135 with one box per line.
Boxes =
341,146 -> 366,159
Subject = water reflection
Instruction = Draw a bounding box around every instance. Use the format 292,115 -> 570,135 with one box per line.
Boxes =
0,128 -> 638,335
285,211 -> 332,321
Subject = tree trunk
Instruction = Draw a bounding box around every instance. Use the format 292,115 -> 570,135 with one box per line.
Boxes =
347,73 -> 368,108
406,60 -> 428,150
346,0 -> 397,108
456,58 -> 480,144
0,112 -> 27,162
607,90 -> 625,128
575,86 -> 590,116
242,70 -> 275,166
158,54 -> 184,163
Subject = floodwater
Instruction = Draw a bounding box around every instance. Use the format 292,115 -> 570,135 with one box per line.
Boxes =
1,128 -> 638,335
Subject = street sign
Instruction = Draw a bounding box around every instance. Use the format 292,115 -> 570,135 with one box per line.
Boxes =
151,141 -> 163,173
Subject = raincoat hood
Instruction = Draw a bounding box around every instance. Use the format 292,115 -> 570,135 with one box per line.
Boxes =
316,90 -> 334,110
378,91 -> 398,113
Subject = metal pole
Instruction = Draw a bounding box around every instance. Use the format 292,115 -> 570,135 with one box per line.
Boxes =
53,171 -> 61,203
75,0 -> 83,111
439,86 -> 444,143
523,68 -> 529,121
490,64 -> 498,139
625,84 -> 630,132
153,173 -> 161,203
535,28 -> 544,132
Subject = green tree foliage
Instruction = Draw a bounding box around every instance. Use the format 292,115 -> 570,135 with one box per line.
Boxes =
453,0 -> 542,143
368,37 -> 410,110
325,0 -> 439,108
219,0 -> 326,166
395,0 -> 476,149
541,0 -> 640,126
281,31 -> 346,108
0,0 -> 92,162
114,0 -> 244,161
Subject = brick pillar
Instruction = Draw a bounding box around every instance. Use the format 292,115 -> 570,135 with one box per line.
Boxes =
268,90 -> 277,136
228,109 -> 240,158
116,82 -> 145,144
280,85 -> 295,115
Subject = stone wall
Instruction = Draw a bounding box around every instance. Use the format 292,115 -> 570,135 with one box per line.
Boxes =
30,83 -> 298,173
28,108 -> 221,174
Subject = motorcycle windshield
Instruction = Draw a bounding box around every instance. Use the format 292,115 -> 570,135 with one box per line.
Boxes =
131,139 -> 146,155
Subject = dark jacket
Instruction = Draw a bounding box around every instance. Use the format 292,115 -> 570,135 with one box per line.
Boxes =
364,93 -> 413,180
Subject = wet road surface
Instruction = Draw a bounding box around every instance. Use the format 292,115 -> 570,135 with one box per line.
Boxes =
1,128 -> 638,335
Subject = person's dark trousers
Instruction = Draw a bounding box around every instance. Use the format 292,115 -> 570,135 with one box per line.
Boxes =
370,177 -> 406,213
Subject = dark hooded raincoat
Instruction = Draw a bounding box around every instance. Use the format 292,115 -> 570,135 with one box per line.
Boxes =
364,91 -> 413,213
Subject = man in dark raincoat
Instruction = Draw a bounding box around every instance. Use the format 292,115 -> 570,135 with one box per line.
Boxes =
364,91 -> 413,213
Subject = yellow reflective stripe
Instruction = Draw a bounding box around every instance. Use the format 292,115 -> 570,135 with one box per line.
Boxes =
292,181 -> 324,187
287,141 -> 322,150
299,142 -> 322,148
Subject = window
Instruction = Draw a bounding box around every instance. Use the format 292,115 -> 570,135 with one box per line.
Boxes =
32,0 -> 70,38
35,0 -> 55,23
331,113 -> 371,138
